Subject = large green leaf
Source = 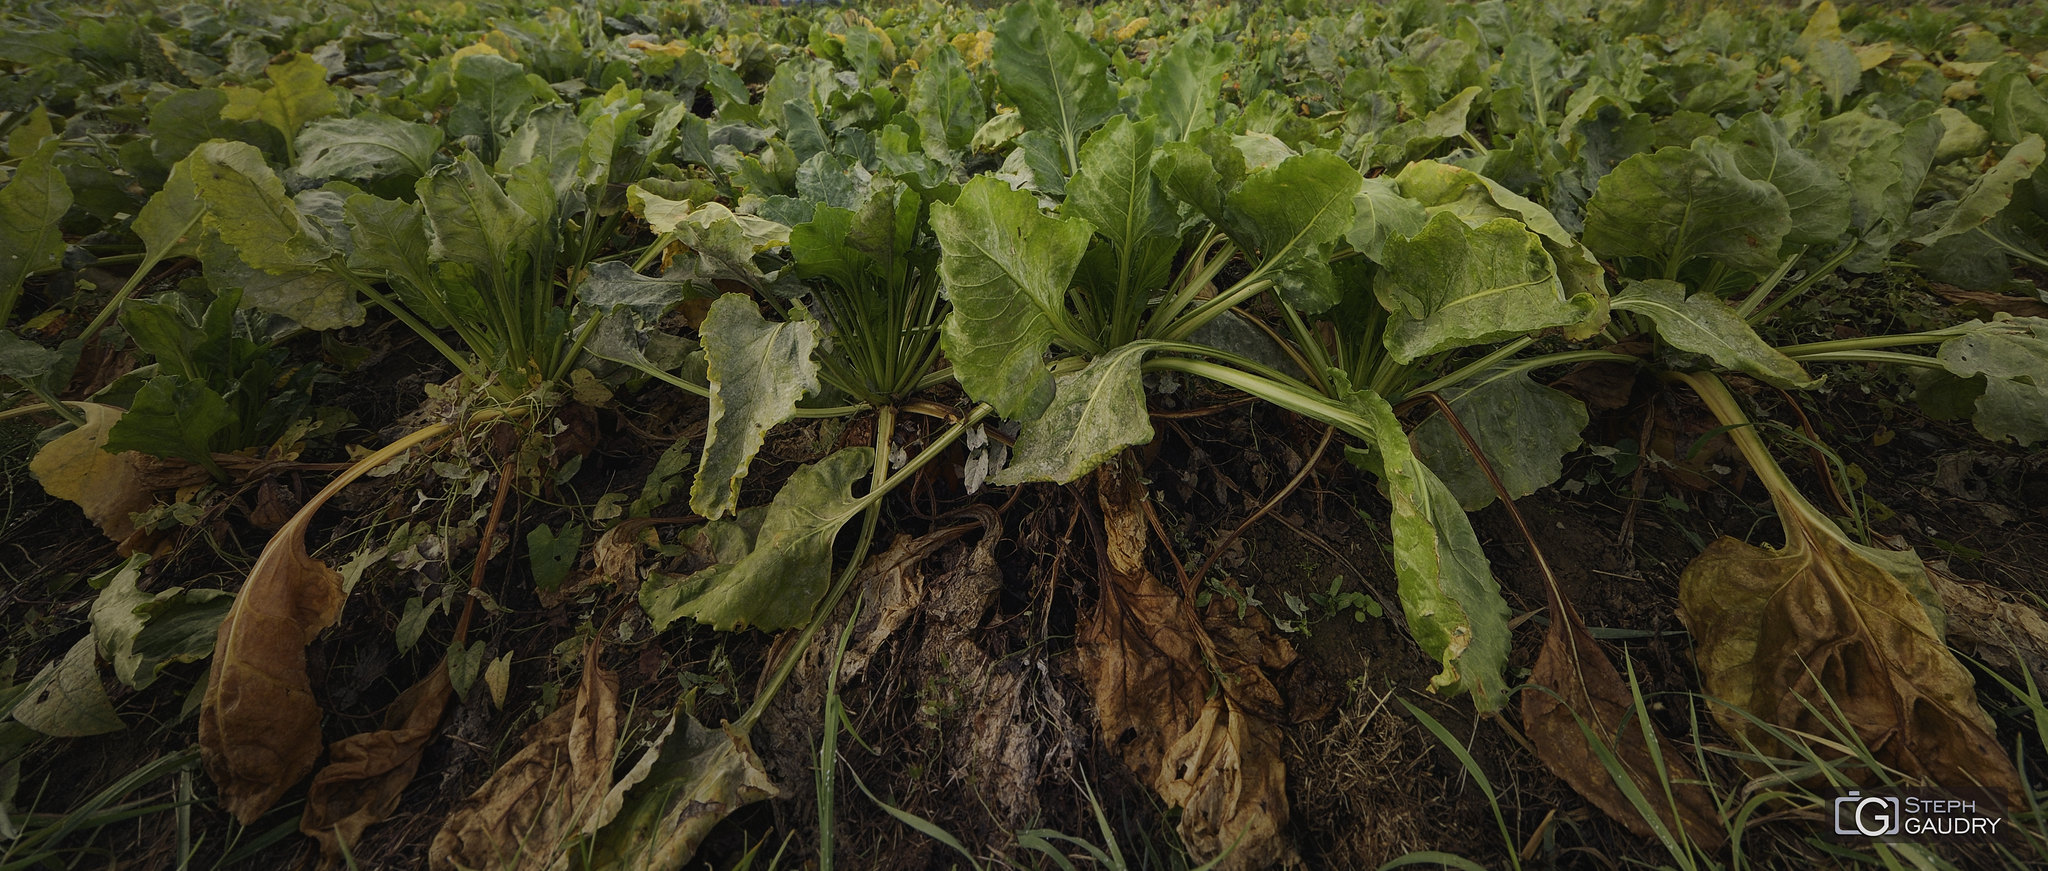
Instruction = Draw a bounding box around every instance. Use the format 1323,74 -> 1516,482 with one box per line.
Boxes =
1223,150 -> 1362,312
103,375 -> 234,467
1981,60 -> 2048,146
1346,176 -> 1427,261
1809,111 -> 1942,273
199,237 -> 362,330
643,448 -> 871,632
418,153 -> 539,274
1139,33 -> 1231,141
1376,211 -> 1597,363
294,113 -> 443,181
132,156 -> 206,262
190,141 -> 333,272
1718,112 -> 1851,247
1065,116 -> 1178,256
690,294 -> 820,520
1337,379 -> 1509,711
87,556 -> 233,691
220,53 -> 338,143
1913,136 -> 2045,247
448,53 -> 556,143
342,193 -> 441,318
1583,139 -> 1791,275
934,175 -> 1094,421
990,345 -> 1152,486
909,46 -> 984,166
1612,280 -> 1817,388
1411,365 -> 1589,511
992,0 -> 1117,172
1935,318 -> 2048,446
0,140 -> 71,306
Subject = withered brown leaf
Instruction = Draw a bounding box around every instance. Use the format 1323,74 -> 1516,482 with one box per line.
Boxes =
301,662 -> 453,864
1078,455 -> 1296,871
200,424 -> 451,823
429,640 -> 618,871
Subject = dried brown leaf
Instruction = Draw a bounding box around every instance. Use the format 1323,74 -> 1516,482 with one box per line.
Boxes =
1524,597 -> 1725,850
200,424 -> 451,823
1931,564 -> 2048,690
430,641 -> 618,871
29,403 -> 154,544
301,662 -> 453,864
1679,528 -> 2025,805
1078,456 -> 1296,870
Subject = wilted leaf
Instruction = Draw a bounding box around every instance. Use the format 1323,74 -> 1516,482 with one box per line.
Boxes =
301,663 -> 452,864
643,448 -> 871,632
690,295 -> 819,520
572,712 -> 778,871
202,424 -> 452,823
1411,365 -> 1588,510
1913,136 -> 2045,248
934,176 -> 1094,421
991,345 -> 1152,486
1676,379 -> 2024,807
12,637 -> 122,738
1525,590 -> 1724,850
430,642 -> 616,871
1079,455 -> 1296,871
1933,317 -> 2048,446
419,153 -> 539,274
1933,563 -> 2048,690
1612,280 -> 1817,389
87,555 -> 232,690
30,403 -> 155,544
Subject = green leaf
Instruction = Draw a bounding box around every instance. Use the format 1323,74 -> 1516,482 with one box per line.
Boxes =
527,523 -> 585,592
628,187 -> 789,289
448,53 -> 556,143
104,375 -> 234,468
1346,176 -> 1428,261
133,155 -> 207,262
0,140 -> 71,309
1583,139 -> 1792,275
1411,366 -> 1589,511
148,89 -> 278,163
220,53 -> 339,142
190,141 -> 333,272
1153,127 -> 1245,229
1913,136 -> 2045,246
1809,111 -> 1942,273
0,331 -> 80,398
644,448 -> 872,632
295,113 -> 443,181
1611,280 -> 1817,389
1935,318 -> 2048,446
1065,116 -> 1178,256
993,0 -> 1117,172
574,261 -> 700,321
87,555 -> 232,691
690,294 -> 820,521
1337,380 -> 1509,711
909,47 -> 985,165
342,193 -> 440,317
1981,60 -> 2048,145
1803,40 -> 1860,110
573,712 -> 778,870
1224,150 -> 1362,312
11,637 -> 123,738
418,153 -> 538,274
1139,34 -> 1231,141
1718,112 -> 1852,246
1376,211 -> 1596,364
934,175 -> 1094,421
990,345 -> 1152,486
200,237 -> 363,330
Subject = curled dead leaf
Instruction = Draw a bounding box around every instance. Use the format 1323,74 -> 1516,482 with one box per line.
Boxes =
430,641 -> 617,871
29,403 -> 154,545
201,424 -> 452,823
571,713 -> 778,870
301,662 -> 453,864
1679,521 -> 2025,807
1930,562 -> 2048,691
1524,596 -> 1724,850
1078,456 -> 1296,870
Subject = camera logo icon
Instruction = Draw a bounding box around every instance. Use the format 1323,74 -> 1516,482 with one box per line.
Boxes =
1834,791 -> 1903,836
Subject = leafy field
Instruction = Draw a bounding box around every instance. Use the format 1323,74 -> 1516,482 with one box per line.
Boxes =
2,0 -> 2048,867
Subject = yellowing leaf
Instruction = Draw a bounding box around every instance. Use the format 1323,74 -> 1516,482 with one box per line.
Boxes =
201,423 -> 452,824
220,53 -> 339,143
12,636 -> 122,738
1113,17 -> 1150,41
30,403 -> 154,544
1856,43 -> 1895,71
